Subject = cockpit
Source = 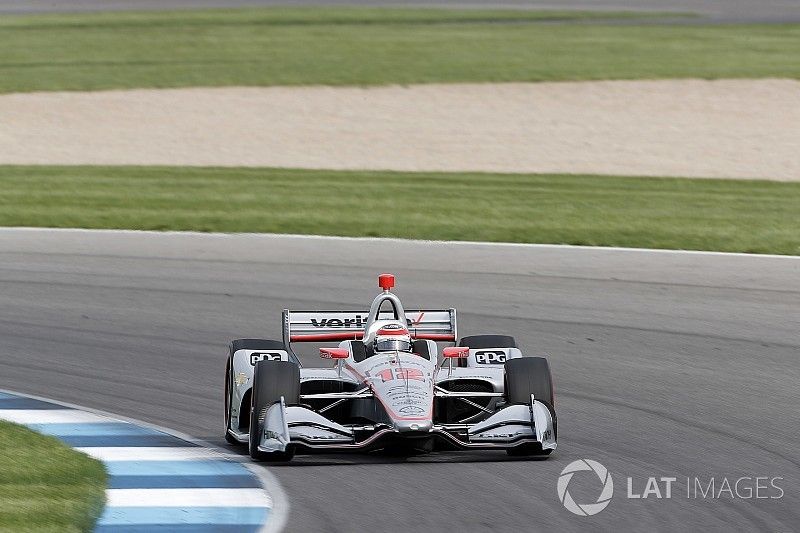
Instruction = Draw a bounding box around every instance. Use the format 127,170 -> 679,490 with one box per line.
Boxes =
282,273 -> 456,362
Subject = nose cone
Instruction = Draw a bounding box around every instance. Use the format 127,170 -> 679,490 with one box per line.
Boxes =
367,353 -> 436,432
372,376 -> 434,433
394,419 -> 433,433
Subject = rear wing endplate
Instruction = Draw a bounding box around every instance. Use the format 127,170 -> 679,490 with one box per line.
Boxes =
282,309 -> 457,344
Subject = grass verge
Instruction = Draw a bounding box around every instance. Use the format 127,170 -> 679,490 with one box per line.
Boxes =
1,165 -> 798,255
0,420 -> 106,532
2,8 -> 799,93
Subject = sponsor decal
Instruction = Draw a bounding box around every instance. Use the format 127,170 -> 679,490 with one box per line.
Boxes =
249,352 -> 284,365
474,349 -> 508,364
310,315 -> 367,329
295,433 -> 343,440
234,372 -> 250,386
399,406 -> 425,415
305,312 -> 431,330
378,323 -> 409,336
482,431 -> 525,439
377,368 -> 425,382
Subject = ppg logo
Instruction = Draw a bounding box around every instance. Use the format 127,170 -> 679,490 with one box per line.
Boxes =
249,352 -> 284,365
474,350 -> 507,364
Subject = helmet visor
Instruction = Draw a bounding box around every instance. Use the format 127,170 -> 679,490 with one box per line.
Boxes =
375,338 -> 412,352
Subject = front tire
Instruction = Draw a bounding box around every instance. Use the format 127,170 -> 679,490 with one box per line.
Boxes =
504,357 -> 554,406
249,360 -> 300,461
225,338 -> 289,445
504,357 -> 556,457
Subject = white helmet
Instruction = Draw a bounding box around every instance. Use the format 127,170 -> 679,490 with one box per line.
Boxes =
370,321 -> 412,353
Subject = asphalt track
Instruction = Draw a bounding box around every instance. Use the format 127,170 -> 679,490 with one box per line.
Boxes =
0,229 -> 798,532
2,0 -> 800,23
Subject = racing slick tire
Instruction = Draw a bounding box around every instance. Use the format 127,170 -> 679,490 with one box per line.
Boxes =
458,334 -> 518,349
504,357 -> 556,457
225,339 -> 287,445
249,360 -> 300,462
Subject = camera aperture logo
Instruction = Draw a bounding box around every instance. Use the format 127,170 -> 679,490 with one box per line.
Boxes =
557,459 -> 614,516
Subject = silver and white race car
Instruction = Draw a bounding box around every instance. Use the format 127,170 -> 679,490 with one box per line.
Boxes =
224,274 -> 557,461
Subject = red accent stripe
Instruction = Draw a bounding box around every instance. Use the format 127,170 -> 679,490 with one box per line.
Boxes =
291,332 -> 362,342
377,328 -> 409,336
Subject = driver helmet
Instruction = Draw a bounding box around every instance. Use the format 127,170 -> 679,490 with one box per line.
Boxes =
373,322 -> 412,353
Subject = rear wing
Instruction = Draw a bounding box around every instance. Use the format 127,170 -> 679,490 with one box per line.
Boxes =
282,309 -> 457,344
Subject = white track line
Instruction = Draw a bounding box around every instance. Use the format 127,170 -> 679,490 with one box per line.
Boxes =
0,409 -> 117,424
76,446 -> 227,462
2,227 -> 796,259
106,488 -> 272,508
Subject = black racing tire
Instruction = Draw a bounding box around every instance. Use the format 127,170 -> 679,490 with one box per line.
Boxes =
249,360 -> 300,462
226,338 -> 295,445
504,356 -> 554,406
507,445 -> 552,457
458,334 -> 518,349
231,338 -> 286,353
231,338 -> 300,364
504,357 -> 556,457
225,339 -> 286,445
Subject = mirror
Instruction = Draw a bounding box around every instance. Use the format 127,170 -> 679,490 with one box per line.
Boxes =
320,347 -> 349,359
442,347 -> 469,358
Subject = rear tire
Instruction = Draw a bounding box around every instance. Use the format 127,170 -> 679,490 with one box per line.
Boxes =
504,357 -> 556,457
231,338 -> 290,359
249,360 -> 300,461
458,334 -> 518,349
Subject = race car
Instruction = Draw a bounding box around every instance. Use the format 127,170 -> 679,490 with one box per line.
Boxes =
224,273 -> 557,461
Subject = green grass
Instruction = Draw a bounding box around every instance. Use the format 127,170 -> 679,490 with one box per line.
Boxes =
2,165 -> 798,255
1,8 -> 799,93
0,421 -> 106,532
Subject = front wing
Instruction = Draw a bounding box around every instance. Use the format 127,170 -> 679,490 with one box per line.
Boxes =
252,393 -> 557,454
